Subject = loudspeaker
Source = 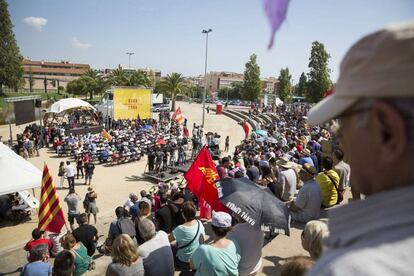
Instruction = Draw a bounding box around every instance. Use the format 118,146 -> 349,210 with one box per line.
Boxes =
35,99 -> 42,108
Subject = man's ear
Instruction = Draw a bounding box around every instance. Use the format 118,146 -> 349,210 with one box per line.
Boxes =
371,102 -> 407,162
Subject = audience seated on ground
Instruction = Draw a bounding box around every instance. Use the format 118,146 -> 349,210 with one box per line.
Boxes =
301,220 -> 329,260
280,256 -> 315,276
228,214 -> 264,276
105,234 -> 144,276
170,201 -> 205,270
21,244 -> 52,276
190,212 -> 241,276
53,250 -> 75,276
138,218 -> 174,276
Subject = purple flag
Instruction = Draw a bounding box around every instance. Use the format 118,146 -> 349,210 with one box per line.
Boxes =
263,0 -> 290,49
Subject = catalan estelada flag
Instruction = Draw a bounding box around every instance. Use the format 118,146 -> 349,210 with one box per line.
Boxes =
172,107 -> 185,125
38,164 -> 65,233
184,146 -> 228,214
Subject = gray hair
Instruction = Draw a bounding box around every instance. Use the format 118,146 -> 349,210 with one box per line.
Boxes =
30,244 -> 49,261
138,218 -> 156,241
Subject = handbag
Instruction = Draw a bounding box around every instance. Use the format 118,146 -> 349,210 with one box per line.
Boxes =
325,171 -> 343,204
177,220 -> 200,250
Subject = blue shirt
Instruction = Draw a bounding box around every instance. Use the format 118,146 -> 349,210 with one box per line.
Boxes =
172,220 -> 205,262
129,203 -> 140,220
20,261 -> 52,276
298,156 -> 315,167
191,240 -> 241,276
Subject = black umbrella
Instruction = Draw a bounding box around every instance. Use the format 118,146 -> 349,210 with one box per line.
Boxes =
218,177 -> 290,236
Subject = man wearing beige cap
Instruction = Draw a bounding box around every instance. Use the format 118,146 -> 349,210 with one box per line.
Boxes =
307,21 -> 414,275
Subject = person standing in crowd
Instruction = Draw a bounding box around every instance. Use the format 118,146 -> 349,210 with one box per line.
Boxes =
316,157 -> 339,208
307,22 -> 414,275
105,234 -> 145,276
216,157 -> 231,179
155,193 -> 175,234
225,136 -> 230,152
138,218 -> 174,276
84,161 -> 95,186
76,157 -> 84,180
190,212 -> 241,275
276,157 -> 298,201
65,161 -> 76,190
228,215 -> 264,276
53,250 -> 75,276
24,229 -> 52,261
332,149 -> 351,198
107,207 -> 137,246
85,186 -> 98,224
301,220 -> 329,260
298,148 -> 315,167
60,233 -> 90,276
73,213 -> 98,257
289,164 -> 322,223
280,256 -> 315,276
21,244 -> 52,276
64,189 -> 82,231
123,193 -> 137,211
170,201 -> 205,269
58,161 -> 66,189
48,229 -> 67,257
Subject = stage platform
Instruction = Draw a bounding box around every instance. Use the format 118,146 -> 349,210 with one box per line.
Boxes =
168,162 -> 192,173
142,169 -> 183,182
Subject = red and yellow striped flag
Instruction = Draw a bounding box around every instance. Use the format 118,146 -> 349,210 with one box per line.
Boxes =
38,164 -> 65,233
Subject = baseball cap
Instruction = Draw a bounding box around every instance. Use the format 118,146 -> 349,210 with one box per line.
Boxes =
212,211 -> 232,228
308,21 -> 414,126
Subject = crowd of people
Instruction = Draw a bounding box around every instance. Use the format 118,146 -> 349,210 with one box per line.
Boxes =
14,22 -> 414,276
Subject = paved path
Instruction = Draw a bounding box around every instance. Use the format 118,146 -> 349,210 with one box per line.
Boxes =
0,102 -> 311,276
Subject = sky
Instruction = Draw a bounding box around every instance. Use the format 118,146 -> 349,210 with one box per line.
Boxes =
7,0 -> 414,82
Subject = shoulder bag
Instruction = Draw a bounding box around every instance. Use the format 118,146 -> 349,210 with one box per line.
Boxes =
177,220 -> 200,250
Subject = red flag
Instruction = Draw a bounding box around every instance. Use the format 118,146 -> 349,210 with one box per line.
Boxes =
184,146 -> 227,213
172,107 -> 185,125
243,121 -> 250,139
38,164 -> 65,233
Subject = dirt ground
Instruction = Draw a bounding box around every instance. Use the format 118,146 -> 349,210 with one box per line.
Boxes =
0,101 -> 332,275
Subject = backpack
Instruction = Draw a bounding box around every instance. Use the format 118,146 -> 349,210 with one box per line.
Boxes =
116,217 -> 136,238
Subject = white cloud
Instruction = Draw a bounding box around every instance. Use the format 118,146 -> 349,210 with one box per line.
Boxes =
71,37 -> 91,49
23,17 -> 48,31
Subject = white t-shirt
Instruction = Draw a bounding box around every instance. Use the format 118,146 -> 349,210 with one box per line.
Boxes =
292,179 -> 322,223
280,168 -> 297,201
65,165 -> 76,177
228,223 -> 264,276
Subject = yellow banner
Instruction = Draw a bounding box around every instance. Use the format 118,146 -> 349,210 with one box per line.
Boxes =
113,88 -> 152,119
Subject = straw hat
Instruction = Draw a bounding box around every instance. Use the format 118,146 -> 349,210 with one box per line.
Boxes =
302,148 -> 311,157
276,157 -> 294,169
301,163 -> 317,176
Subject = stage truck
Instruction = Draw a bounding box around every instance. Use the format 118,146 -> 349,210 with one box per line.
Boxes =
95,87 -> 169,119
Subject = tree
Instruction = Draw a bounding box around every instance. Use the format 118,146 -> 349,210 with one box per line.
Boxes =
295,72 -> 307,97
83,68 -> 109,99
277,67 -> 292,103
126,70 -> 151,87
0,0 -> 23,94
158,73 -> 186,111
242,54 -> 262,101
28,68 -> 34,93
306,41 -> 332,102
109,66 -> 128,86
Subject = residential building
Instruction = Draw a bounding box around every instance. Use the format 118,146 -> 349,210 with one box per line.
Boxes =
262,77 -> 279,94
22,59 -> 90,91
206,71 -> 244,92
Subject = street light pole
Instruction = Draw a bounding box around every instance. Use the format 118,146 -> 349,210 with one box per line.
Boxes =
202,29 -> 212,128
126,52 -> 134,68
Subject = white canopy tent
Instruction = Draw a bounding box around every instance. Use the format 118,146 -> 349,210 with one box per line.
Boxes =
43,98 -> 99,126
0,143 -> 42,196
48,98 -> 96,114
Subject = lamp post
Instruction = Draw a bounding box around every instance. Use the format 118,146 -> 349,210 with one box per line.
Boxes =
202,29 -> 212,128
126,52 -> 134,68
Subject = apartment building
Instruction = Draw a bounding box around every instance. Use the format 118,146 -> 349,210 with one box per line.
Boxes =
23,59 -> 90,91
